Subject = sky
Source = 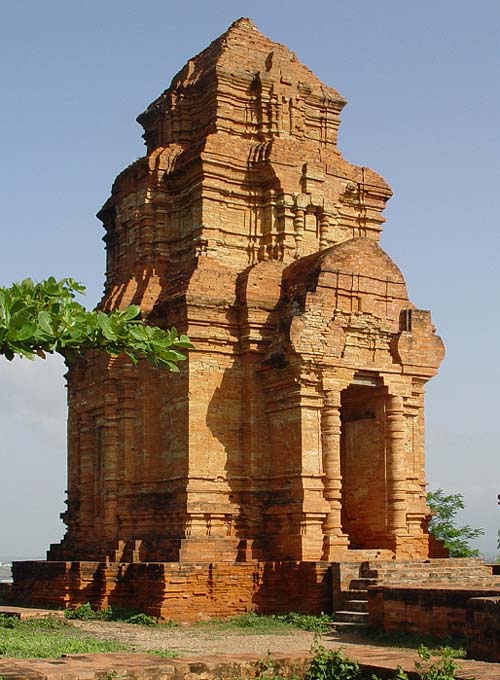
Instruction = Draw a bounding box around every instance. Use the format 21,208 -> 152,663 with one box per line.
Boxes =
0,0 -> 499,559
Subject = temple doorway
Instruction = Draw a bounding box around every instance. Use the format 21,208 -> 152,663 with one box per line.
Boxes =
340,380 -> 389,550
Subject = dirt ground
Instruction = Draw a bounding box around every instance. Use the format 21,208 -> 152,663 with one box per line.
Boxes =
73,620 -> 360,657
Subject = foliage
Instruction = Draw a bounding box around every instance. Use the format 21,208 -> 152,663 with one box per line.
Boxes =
427,489 -> 484,557
64,602 -> 98,620
0,277 -> 192,370
413,645 -> 462,680
298,644 -> 464,680
273,612 -> 334,633
305,645 -> 362,680
0,614 -> 17,629
252,644 -> 466,680
125,613 -> 157,626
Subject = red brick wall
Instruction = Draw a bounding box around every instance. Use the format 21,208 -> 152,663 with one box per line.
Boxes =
369,585 -> 500,641
11,560 -> 332,622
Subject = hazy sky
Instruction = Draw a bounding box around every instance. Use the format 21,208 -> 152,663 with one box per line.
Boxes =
1,0 -> 499,559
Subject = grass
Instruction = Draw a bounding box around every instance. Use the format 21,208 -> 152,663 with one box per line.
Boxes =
149,649 -> 180,658
0,607 -> 467,671
65,603 -> 158,625
193,612 -> 334,634
0,615 -> 128,658
0,613 -> 182,660
64,605 -> 335,634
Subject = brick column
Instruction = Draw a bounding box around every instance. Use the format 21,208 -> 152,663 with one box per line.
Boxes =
386,395 -> 408,536
294,208 -> 305,257
102,385 -> 119,540
319,211 -> 330,250
321,389 -> 349,558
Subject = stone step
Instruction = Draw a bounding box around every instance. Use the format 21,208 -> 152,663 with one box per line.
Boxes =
0,606 -> 64,621
377,575 -> 495,585
363,560 -> 492,573
345,588 -> 368,599
333,610 -> 369,624
332,620 -> 368,631
349,578 -> 377,590
365,569 -> 495,583
343,599 -> 368,612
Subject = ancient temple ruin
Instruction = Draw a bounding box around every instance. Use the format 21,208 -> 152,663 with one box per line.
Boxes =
13,19 -> 447,616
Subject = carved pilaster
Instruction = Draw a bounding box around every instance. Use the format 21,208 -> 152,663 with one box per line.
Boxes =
294,207 -> 305,258
386,394 -> 408,536
102,383 -> 119,539
321,389 -> 349,558
319,211 -> 330,250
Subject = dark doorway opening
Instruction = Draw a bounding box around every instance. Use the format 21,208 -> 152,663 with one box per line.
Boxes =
340,382 -> 388,550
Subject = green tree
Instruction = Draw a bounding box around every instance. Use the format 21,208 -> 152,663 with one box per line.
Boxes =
427,488 -> 484,558
0,277 -> 192,370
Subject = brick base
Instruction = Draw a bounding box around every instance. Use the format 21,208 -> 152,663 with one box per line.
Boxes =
10,560 -> 331,621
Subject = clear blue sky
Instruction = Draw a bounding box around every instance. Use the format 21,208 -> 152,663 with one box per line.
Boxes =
1,0 -> 499,559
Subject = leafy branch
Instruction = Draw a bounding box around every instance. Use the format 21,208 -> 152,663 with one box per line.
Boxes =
427,488 -> 484,558
0,277 -> 193,371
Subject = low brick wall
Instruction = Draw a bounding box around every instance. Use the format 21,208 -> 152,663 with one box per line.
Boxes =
368,585 -> 500,662
466,596 -> 500,662
11,560 -> 332,621
0,582 -> 11,602
368,584 -> 500,639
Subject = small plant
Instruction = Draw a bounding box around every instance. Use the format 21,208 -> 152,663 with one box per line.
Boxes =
149,649 -> 180,658
305,645 -> 362,680
0,613 -> 18,629
65,602 -> 99,620
391,668 -> 410,680
126,613 -> 157,626
273,612 -> 334,633
414,645 -> 461,680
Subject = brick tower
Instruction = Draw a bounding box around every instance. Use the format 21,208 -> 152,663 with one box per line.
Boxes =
13,19 -> 445,617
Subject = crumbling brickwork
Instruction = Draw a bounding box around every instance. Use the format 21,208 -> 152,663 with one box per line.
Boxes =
14,19 -> 445,613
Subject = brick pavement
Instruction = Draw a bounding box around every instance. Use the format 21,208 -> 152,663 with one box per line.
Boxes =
0,644 -> 499,679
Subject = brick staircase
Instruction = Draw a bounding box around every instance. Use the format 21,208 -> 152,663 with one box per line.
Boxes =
332,558 -> 498,629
